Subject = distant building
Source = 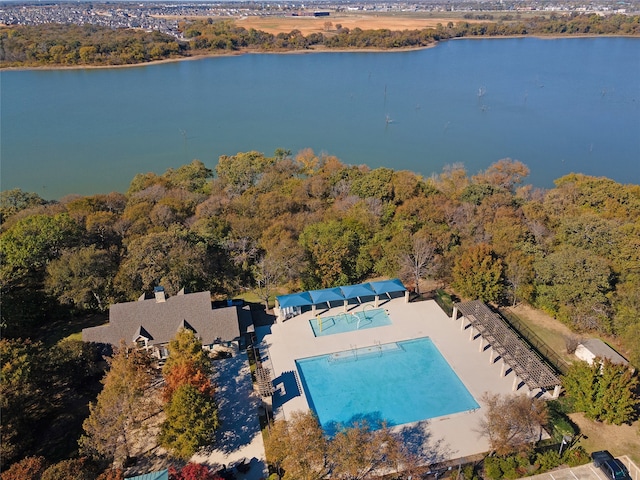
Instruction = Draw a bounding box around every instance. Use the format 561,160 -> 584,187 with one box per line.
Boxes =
82,287 -> 252,358
574,338 -> 631,370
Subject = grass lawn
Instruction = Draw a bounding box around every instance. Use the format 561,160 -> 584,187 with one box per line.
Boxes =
508,303 -> 640,463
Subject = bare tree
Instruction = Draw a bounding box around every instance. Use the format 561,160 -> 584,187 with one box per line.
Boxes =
477,393 -> 548,455
399,236 -> 438,295
253,254 -> 283,310
564,334 -> 582,355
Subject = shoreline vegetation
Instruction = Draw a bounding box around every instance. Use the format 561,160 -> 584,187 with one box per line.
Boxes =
1,13 -> 639,70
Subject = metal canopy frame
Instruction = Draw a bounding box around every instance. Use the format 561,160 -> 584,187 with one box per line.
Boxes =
455,300 -> 561,390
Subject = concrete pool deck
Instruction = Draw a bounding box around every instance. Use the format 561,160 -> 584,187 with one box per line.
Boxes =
256,296 -> 549,463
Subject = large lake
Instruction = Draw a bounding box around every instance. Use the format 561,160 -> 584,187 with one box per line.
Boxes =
2,37 -> 639,199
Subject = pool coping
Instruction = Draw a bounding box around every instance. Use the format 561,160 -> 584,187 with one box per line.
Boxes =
256,297 -> 549,463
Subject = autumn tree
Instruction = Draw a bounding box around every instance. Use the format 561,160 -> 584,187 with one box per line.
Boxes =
40,458 -> 98,480
159,329 -> 218,459
79,344 -> 155,466
168,463 -> 220,480
478,393 -> 548,455
472,158 -> 530,193
264,411 -> 329,480
329,420 -> 405,480
562,359 -> 639,425
452,243 -> 504,303
161,327 -> 214,402
0,456 -> 47,480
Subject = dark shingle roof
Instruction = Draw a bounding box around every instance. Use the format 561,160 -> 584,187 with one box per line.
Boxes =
83,290 -> 241,347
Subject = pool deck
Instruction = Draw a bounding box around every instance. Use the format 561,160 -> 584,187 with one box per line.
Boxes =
256,296 -> 549,463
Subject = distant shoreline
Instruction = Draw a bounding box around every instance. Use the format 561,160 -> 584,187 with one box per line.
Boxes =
3,34 -> 638,72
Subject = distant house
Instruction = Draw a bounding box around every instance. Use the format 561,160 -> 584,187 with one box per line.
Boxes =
82,287 -> 252,359
574,338 -> 631,370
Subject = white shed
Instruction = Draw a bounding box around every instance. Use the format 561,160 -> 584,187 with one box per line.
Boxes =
574,338 -> 629,368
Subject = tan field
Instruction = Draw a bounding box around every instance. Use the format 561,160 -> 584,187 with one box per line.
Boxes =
234,13 -> 471,35
236,13 -> 470,35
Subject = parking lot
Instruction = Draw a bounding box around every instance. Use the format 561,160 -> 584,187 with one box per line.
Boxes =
523,456 -> 639,480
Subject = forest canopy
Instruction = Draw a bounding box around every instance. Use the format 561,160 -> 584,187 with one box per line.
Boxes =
1,154 -> 639,370
1,13 -> 639,68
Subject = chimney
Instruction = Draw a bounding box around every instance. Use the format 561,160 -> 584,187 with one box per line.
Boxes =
154,286 -> 166,303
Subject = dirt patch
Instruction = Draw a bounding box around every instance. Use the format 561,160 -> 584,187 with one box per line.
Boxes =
569,412 -> 640,463
225,13 -> 484,36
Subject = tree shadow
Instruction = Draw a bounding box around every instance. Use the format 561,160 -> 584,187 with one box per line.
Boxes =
272,370 -> 301,408
207,352 -> 262,454
396,421 -> 454,466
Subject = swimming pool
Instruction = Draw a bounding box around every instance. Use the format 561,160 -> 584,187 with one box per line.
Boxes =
309,307 -> 391,337
295,337 -> 479,432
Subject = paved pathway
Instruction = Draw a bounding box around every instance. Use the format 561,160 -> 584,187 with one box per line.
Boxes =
192,351 -> 268,479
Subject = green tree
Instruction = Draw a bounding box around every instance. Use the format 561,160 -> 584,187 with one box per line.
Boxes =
452,243 -> 504,302
114,229 -> 209,298
0,340 -> 48,467
45,246 -> 117,311
79,344 -> 154,465
158,384 -> 219,459
562,359 -> 639,425
0,189 -> 47,223
533,246 -> 613,331
215,151 -> 275,195
299,220 -> 364,288
0,213 -> 79,279
162,160 -> 213,194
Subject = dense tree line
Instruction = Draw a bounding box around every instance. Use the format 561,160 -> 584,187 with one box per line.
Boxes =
2,13 -> 639,68
1,155 -> 639,369
0,23 -> 187,67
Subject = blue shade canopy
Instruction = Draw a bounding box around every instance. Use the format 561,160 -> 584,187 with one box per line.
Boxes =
277,292 -> 313,308
340,283 -> 376,299
277,279 -> 406,310
370,278 -> 406,295
309,287 -> 345,304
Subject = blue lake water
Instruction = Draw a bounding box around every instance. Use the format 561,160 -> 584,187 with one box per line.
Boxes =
295,337 -> 479,433
1,37 -> 639,199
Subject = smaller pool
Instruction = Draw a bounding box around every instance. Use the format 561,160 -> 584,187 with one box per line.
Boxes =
309,308 -> 391,337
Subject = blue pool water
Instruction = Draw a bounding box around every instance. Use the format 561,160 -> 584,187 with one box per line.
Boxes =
295,337 -> 479,432
309,308 -> 391,337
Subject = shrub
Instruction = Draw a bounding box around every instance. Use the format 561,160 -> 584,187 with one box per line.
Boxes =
535,450 -> 561,471
562,446 -> 590,467
484,457 -> 503,480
